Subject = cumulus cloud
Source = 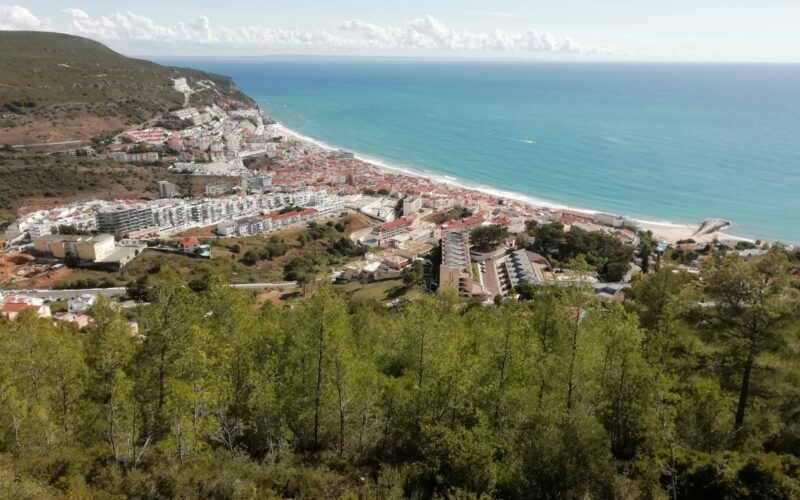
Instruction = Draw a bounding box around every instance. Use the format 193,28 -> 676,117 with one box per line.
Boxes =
58,9 -> 608,54
63,8 -> 344,49
0,5 -> 49,30
339,15 -> 598,53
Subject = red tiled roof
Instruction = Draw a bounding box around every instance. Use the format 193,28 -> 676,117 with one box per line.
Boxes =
2,303 -> 32,313
271,210 -> 299,221
442,214 -> 485,231
180,237 -> 200,246
379,218 -> 411,231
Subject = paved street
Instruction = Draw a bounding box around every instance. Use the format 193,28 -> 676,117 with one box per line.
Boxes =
2,282 -> 297,300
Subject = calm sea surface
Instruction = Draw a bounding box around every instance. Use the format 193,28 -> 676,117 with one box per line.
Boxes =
157,58 -> 800,242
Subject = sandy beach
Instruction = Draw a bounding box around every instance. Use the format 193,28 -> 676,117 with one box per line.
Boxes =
269,121 -> 756,245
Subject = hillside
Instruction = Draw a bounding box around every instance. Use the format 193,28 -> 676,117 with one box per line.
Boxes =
0,152 -> 226,227
2,254 -> 800,498
0,31 -> 255,145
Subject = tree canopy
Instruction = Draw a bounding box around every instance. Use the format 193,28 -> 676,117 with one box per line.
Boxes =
1,254 -> 799,499
471,224 -> 509,248
529,222 -> 635,282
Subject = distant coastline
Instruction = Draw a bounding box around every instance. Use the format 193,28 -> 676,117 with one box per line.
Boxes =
267,120 -> 758,245
156,58 -> 800,244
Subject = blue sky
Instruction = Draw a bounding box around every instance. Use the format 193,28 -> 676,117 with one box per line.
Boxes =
2,1 -> 800,61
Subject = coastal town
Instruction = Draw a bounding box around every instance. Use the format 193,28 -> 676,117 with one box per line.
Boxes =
3,22 -> 800,500
0,77 -> 787,322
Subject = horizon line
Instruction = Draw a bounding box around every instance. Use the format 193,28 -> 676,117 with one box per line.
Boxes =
139,54 -> 800,65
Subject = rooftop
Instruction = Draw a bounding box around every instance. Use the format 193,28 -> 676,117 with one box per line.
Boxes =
442,230 -> 471,270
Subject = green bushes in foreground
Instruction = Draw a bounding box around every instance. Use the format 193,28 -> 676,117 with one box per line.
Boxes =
0,250 -> 799,498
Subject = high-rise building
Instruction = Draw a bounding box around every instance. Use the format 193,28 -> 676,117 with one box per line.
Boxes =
157,180 -> 178,199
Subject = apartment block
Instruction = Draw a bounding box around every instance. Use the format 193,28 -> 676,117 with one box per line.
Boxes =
96,205 -> 156,235
157,180 -> 178,199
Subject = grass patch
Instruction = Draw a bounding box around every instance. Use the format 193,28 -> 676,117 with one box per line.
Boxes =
48,299 -> 68,313
47,219 -> 368,290
424,206 -> 471,225
51,249 -> 281,289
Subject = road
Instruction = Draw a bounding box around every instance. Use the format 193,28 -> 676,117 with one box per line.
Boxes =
3,282 -> 297,300
12,140 -> 89,148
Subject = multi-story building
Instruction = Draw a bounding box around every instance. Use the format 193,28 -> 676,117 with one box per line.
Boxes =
402,196 -> 422,216
157,180 -> 178,199
20,206 -> 99,239
17,189 -> 344,240
424,196 -> 464,210
270,208 -> 317,230
217,216 -> 270,237
315,196 -> 345,214
27,222 -> 55,239
374,217 -> 414,241
439,230 -> 473,295
33,234 -> 116,261
33,233 -> 143,270
242,174 -> 273,194
438,230 -> 488,298
96,204 -> 155,235
205,181 -> 232,196
503,249 -> 543,288
152,201 -> 190,232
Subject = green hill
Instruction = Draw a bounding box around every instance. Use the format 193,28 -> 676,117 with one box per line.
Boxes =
0,31 -> 255,145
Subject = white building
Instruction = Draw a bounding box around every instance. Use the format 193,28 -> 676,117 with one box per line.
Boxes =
68,294 -> 96,314
403,196 -> 422,216
593,213 -> 626,229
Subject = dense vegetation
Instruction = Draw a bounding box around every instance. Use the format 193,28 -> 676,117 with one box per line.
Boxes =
527,222 -> 635,282
1,249 -> 799,498
471,224 -> 510,249
283,222 -> 368,285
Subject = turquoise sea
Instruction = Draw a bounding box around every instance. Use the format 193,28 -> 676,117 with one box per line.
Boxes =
156,58 -> 800,242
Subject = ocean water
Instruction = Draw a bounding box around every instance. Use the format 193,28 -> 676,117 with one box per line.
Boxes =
156,58 -> 800,242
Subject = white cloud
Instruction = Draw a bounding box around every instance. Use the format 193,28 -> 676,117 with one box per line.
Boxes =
63,9 -> 345,49
58,9 -> 608,55
339,15 -> 601,53
0,5 -> 48,30
463,11 -> 527,20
